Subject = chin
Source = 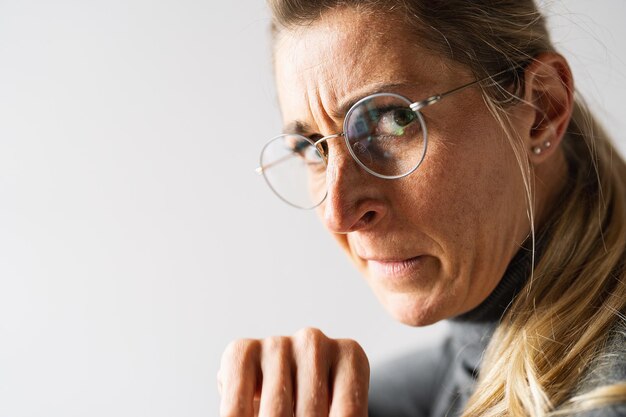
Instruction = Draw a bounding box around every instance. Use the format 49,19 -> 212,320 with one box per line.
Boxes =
379,291 -> 449,327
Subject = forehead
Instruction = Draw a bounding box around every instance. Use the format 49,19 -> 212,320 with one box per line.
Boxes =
273,8 -> 449,132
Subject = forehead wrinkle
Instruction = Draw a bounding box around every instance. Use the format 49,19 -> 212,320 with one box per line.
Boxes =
307,82 -> 342,135
275,8 -> 466,139
279,33 -> 346,135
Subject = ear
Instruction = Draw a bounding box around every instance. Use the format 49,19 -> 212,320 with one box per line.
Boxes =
521,52 -> 574,164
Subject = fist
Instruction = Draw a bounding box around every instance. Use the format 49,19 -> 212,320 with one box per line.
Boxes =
217,327 -> 370,417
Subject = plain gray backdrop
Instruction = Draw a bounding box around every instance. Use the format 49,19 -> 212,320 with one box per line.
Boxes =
0,1 -> 625,416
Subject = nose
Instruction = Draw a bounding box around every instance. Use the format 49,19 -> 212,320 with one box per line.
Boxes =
320,136 -> 387,234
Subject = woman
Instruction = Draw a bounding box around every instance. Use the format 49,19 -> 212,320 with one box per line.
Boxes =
219,1 -> 626,416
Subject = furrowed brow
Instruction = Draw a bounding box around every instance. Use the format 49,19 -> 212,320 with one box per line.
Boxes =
283,120 -> 314,136
334,82 -> 415,118
282,82 -> 414,135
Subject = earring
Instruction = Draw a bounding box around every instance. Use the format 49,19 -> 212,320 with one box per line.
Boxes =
532,140 -> 552,155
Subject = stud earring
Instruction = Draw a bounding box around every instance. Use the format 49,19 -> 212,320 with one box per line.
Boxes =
532,140 -> 553,155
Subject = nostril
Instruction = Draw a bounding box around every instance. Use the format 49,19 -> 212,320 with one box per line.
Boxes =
353,211 -> 376,230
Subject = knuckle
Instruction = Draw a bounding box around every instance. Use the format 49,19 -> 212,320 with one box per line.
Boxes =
294,326 -> 325,340
293,327 -> 327,348
294,327 -> 329,362
336,339 -> 370,370
336,338 -> 365,357
292,328 -> 333,381
262,335 -> 291,353
221,338 -> 260,366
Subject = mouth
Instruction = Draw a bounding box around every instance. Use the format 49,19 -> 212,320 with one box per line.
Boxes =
365,256 -> 425,280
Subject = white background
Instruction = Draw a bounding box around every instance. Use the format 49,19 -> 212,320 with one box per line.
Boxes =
0,1 -> 624,416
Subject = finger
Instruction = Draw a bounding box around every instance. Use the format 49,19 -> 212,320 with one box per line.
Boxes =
257,336 -> 295,417
328,339 -> 370,417
218,339 -> 262,417
292,328 -> 331,417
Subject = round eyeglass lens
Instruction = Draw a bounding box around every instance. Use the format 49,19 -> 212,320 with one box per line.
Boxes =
344,93 -> 427,178
259,134 -> 328,209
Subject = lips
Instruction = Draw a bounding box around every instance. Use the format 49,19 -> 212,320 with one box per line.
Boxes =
363,256 -> 419,262
365,256 -> 424,279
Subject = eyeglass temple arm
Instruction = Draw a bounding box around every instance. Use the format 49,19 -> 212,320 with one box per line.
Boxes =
409,67 -> 515,112
256,153 -> 297,174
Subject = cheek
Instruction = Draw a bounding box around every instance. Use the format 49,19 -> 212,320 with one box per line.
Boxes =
397,112 -> 523,248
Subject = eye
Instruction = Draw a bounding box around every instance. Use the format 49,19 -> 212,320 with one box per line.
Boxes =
285,136 -> 312,155
308,134 -> 328,159
285,135 -> 326,169
376,107 -> 417,136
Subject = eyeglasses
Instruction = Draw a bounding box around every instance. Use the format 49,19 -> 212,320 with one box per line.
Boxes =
257,69 -> 512,209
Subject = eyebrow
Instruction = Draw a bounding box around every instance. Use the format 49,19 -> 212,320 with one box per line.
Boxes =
336,81 -> 414,116
282,81 -> 416,136
284,120 -> 314,136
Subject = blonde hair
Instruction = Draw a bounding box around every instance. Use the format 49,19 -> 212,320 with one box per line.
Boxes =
267,0 -> 626,415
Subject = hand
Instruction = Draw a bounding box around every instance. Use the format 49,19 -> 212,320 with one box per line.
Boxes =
217,327 -> 370,417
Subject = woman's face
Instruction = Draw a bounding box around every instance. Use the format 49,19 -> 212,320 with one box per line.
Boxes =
273,8 -> 533,326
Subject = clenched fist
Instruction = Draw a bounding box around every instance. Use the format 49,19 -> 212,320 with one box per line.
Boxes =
217,327 -> 370,417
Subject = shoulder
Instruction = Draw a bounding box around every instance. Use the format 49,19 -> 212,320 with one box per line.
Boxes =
571,404 -> 626,417
578,319 -> 626,389
566,404 -> 626,417
561,319 -> 626,416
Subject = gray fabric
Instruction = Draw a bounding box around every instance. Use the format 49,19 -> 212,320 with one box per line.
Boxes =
368,337 -> 450,417
563,324 -> 626,417
368,238 -> 626,417
368,321 -> 626,417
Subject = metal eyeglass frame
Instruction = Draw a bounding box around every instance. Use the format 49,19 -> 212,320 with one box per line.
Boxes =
256,68 -> 513,207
